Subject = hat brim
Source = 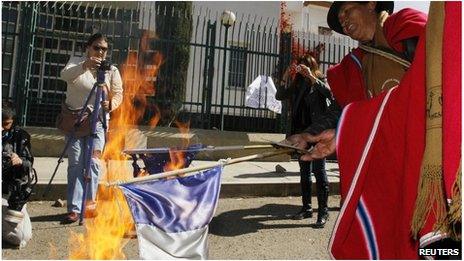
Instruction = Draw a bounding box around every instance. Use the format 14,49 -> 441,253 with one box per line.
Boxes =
327,1 -> 394,35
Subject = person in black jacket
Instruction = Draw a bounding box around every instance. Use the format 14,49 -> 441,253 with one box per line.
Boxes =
2,101 -> 35,247
276,55 -> 339,228
2,102 -> 35,214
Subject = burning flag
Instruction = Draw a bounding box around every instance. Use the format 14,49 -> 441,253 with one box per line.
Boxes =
119,165 -> 223,259
138,144 -> 206,175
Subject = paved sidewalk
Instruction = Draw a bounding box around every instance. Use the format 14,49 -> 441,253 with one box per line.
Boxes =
33,157 -> 340,200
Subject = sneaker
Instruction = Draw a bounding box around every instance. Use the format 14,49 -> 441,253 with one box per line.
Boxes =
4,209 -> 24,224
62,212 -> 80,224
291,208 -> 313,220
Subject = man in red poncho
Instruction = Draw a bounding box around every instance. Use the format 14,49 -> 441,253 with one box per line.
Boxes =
286,1 -> 461,259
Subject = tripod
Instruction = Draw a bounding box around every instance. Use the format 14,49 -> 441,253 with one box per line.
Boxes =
44,66 -> 109,225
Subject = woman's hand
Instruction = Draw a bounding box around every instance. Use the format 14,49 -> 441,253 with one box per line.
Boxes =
83,57 -> 102,70
101,101 -> 110,112
298,64 -> 317,84
100,84 -> 111,111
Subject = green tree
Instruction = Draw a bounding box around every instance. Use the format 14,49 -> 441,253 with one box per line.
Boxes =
154,1 -> 192,126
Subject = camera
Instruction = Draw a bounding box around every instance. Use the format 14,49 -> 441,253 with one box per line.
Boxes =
2,140 -> 37,212
2,144 -> 13,172
99,60 -> 112,71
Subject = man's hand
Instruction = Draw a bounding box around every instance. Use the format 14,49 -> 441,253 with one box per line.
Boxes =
283,133 -> 320,151
10,153 -> 22,166
300,129 -> 336,161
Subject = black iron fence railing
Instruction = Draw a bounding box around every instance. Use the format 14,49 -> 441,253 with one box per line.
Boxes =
2,1 -> 357,133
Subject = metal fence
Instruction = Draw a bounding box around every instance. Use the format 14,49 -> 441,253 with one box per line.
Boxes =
2,1 -> 357,133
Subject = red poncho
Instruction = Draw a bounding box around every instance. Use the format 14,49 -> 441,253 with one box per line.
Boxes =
327,5 -> 461,259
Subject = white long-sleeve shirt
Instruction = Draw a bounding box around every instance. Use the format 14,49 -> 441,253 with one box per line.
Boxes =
61,56 -> 123,111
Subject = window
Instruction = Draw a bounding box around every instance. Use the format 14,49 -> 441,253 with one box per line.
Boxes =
318,26 -> 332,36
228,45 -> 247,87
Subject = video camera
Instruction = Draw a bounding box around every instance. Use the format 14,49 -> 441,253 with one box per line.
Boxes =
96,60 -> 112,84
99,59 -> 112,71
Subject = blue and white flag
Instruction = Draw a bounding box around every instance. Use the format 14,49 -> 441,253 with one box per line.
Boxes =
120,165 -> 223,260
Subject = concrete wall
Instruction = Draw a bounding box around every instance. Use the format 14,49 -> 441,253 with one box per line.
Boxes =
25,126 -> 290,162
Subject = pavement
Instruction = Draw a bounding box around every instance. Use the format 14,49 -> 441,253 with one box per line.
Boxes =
2,197 -> 341,259
32,157 -> 340,201
24,126 -> 340,200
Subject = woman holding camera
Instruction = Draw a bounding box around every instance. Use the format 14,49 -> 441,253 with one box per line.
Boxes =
276,54 -> 336,228
60,33 -> 123,223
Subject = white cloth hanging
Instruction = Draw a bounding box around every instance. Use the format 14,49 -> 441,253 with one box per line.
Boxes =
245,75 -> 282,114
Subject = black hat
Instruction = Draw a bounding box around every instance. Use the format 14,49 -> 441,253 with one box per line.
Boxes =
327,1 -> 394,35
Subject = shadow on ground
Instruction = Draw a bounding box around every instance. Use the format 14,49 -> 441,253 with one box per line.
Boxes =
1,242 -> 19,250
210,203 -> 340,237
235,172 -> 300,178
30,213 -> 67,222
235,172 -> 340,179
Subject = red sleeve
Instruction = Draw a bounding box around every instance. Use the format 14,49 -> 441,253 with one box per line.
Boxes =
383,8 -> 427,53
327,48 -> 366,108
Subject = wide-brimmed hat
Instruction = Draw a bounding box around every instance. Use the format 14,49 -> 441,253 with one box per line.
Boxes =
327,1 -> 394,35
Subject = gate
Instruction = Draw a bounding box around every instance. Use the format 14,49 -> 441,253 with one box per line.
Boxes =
2,2 -> 357,133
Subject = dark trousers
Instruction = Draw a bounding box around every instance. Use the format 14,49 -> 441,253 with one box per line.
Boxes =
2,168 -> 31,211
298,159 -> 329,210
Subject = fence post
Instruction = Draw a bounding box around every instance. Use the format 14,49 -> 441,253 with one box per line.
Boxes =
277,31 -> 292,134
13,2 -> 38,126
202,21 -> 216,129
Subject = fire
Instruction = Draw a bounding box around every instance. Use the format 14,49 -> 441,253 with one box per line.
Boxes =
148,108 -> 160,129
69,31 -> 163,259
163,120 -> 191,172
164,149 -> 186,171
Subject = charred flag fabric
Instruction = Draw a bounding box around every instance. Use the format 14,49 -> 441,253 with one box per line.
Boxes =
120,165 -> 222,260
140,144 -> 206,174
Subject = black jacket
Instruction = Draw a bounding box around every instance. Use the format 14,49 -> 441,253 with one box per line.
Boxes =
2,126 -> 33,184
276,76 -> 341,135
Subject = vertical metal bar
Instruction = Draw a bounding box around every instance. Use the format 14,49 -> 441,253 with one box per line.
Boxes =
225,18 -> 235,124
243,15 -> 252,124
14,2 -> 39,126
200,16 -> 210,121
1,2 -> 14,98
213,13 -> 222,123
206,21 -> 216,129
188,11 -> 199,113
195,10 -> 205,118
265,22 -> 273,131
232,13 -> 244,129
219,25 -> 229,130
272,24 -> 279,132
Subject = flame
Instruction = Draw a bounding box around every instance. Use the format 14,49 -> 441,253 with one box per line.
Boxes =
163,120 -> 191,172
148,106 -> 161,129
163,149 -> 186,171
69,31 -> 163,259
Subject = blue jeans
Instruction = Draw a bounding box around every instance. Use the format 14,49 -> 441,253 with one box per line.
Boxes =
66,122 -> 105,214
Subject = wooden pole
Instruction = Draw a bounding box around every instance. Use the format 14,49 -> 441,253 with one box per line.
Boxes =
107,148 -> 293,186
123,144 -> 275,155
